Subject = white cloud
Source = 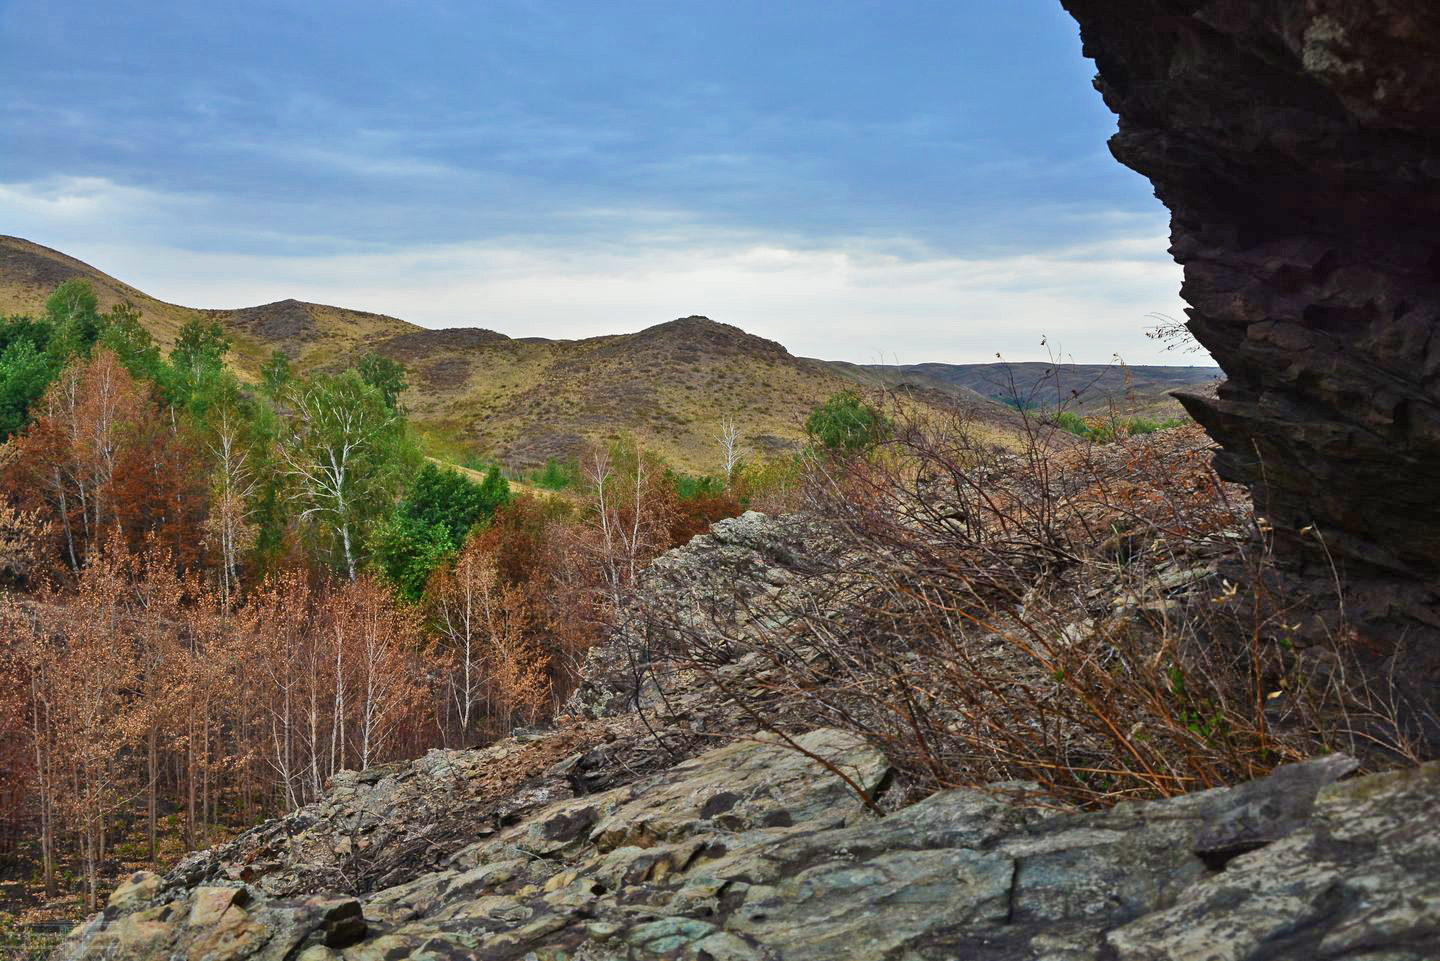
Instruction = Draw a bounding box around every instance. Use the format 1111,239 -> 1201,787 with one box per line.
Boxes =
1,176 -> 1197,365
0,175 -> 203,224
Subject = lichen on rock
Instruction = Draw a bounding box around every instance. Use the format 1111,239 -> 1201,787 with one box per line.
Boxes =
56,720 -> 1439,960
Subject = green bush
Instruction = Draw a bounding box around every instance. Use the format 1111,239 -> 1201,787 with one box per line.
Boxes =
1052,411 -> 1187,443
0,336 -> 56,441
372,514 -> 458,601
805,390 -> 889,454
525,458 -> 580,491
667,469 -> 726,501
375,462 -> 512,599
1054,411 -> 1092,438
404,462 -> 511,543
996,394 -> 1042,413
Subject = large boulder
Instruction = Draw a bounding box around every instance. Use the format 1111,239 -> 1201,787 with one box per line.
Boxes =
1059,0 -> 1440,724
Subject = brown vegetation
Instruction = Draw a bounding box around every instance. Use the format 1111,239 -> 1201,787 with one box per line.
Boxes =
641,404 -> 1428,808
0,372 -> 720,920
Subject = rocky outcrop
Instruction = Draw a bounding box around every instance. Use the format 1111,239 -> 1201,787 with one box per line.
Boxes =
1058,1 -> 1440,720
51,508 -> 1440,960
58,728 -> 1439,960
565,511 -> 844,722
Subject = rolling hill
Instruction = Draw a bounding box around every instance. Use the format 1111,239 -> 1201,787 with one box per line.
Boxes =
0,235 -> 1219,473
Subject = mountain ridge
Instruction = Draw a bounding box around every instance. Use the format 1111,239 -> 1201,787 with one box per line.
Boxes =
0,235 -> 1216,472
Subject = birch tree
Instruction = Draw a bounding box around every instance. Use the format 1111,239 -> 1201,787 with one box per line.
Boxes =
195,375 -> 261,604
331,576 -> 419,768
717,417 -> 743,483
276,372 -> 415,580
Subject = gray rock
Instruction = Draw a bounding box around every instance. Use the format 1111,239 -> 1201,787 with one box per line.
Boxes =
57,731 -> 1439,961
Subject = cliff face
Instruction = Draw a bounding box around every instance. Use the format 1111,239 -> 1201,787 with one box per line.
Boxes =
1059,0 -> 1440,710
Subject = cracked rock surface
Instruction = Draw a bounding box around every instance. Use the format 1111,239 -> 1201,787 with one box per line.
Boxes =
57,726 -> 1439,960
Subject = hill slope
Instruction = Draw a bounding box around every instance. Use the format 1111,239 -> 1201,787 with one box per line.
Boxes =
888,360 -> 1217,417
0,236 -> 418,376
0,236 -> 1218,472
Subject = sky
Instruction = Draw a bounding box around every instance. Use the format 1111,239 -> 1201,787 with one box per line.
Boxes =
0,0 -> 1200,365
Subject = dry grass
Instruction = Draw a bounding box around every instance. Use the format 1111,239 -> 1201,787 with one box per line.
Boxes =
638,401 -> 1429,807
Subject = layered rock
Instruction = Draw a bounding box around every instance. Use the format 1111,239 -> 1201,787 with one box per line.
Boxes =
565,511 -> 844,722
58,729 -> 1439,960
1058,0 -> 1440,717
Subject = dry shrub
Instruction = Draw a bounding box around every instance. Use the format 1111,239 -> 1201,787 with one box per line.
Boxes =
654,401 -> 1427,807
0,504 -> 53,587
667,490 -> 744,546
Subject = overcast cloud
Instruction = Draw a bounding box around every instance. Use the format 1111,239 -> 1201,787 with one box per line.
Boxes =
0,0 -> 1198,365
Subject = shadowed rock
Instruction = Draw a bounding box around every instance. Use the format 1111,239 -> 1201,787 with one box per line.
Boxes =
1059,0 -> 1440,731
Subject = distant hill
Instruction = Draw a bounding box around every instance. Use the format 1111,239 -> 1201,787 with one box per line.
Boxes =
0,235 -> 417,376
0,236 -> 1219,472
856,361 -> 1220,419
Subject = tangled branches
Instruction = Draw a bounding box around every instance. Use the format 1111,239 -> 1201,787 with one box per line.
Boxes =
640,401 -> 1427,807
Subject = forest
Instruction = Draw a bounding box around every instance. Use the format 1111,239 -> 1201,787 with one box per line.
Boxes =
0,282 -> 770,914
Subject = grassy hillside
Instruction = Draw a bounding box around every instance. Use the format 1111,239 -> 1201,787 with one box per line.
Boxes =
0,237 -> 880,472
1,235 -> 1218,473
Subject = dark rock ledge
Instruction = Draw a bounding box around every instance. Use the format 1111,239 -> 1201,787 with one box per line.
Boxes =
1059,0 -> 1440,726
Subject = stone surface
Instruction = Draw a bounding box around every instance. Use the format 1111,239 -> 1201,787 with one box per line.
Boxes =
1059,0 -> 1440,728
57,727 -> 1440,960
564,511 -> 843,723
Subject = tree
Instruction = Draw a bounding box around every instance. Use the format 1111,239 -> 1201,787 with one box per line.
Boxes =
30,543 -> 143,910
0,338 -> 56,441
277,372 -> 417,580
717,417 -> 744,483
371,513 -> 456,602
43,280 -> 101,361
357,353 -> 407,410
374,461 -> 513,597
805,390 -> 889,454
580,437 -> 674,618
193,374 -> 262,604
404,462 -> 511,541
427,537 -> 547,742
0,314 -> 52,355
97,302 -> 163,382
166,318 -> 231,407
0,315 -> 57,441
331,576 -> 421,767
260,350 -> 292,401
241,572 -> 314,809
110,399 -> 213,573
6,350 -> 151,568
0,504 -> 51,587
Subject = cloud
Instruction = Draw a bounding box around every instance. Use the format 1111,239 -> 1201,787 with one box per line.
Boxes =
1,175 -> 1195,365
0,176 -> 201,224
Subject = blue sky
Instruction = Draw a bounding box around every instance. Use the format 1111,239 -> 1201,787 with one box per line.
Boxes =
0,0 -> 1197,364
